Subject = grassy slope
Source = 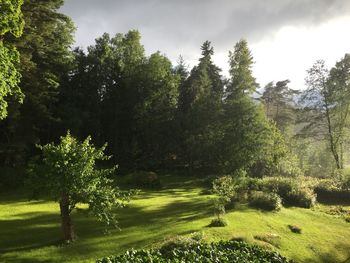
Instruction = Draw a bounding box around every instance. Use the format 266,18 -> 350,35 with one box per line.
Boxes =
1,175 -> 350,263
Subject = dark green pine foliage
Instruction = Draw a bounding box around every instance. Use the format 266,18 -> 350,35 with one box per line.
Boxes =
60,31 -> 180,171
0,0 -> 75,165
220,39 -> 284,175
177,41 -> 224,172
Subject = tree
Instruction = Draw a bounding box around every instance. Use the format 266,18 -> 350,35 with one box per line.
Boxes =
261,80 -> 298,134
0,0 -> 24,119
177,41 -> 224,171
225,39 -> 258,98
300,57 -> 350,170
220,40 -> 285,175
0,0 -> 75,166
28,132 -> 132,242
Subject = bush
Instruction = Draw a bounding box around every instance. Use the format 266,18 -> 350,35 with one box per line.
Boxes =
286,187 -> 316,208
260,177 -> 316,208
126,171 -> 161,189
208,218 -> 228,227
97,240 -> 290,263
315,179 -> 350,203
288,225 -> 302,234
212,176 -> 235,201
248,191 -> 282,211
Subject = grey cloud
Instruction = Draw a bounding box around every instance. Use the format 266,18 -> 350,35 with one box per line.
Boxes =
60,0 -> 350,61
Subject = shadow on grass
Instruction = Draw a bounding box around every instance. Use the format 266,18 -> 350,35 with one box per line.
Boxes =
0,212 -> 61,253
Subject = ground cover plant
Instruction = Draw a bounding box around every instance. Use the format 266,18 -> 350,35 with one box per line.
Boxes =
97,240 -> 290,263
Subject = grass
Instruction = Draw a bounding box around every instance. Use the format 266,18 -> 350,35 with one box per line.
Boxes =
1,174 -> 350,263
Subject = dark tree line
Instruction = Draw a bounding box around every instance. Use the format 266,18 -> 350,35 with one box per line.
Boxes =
1,0 -> 349,182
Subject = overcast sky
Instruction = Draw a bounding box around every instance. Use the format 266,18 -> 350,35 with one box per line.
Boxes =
60,0 -> 350,90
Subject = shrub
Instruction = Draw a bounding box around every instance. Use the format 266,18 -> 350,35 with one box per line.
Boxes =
126,171 -> 162,189
315,179 -> 350,203
288,225 -> 302,234
234,177 -> 260,200
248,191 -> 282,211
286,187 -> 316,208
208,198 -> 228,227
212,176 -> 235,201
97,240 -> 290,263
208,218 -> 228,227
260,177 -> 316,208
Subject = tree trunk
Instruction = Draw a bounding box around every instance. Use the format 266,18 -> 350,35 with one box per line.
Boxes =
59,194 -> 75,242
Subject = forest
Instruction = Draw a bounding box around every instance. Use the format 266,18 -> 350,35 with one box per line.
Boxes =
1,0 -> 350,262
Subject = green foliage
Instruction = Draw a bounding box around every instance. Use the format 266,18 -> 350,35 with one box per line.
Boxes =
226,39 -> 258,96
28,132 -> 132,235
248,191 -> 282,211
97,240 -> 290,263
0,42 -> 23,119
314,178 -> 350,202
260,177 -> 316,208
0,0 -> 75,164
208,217 -> 228,227
0,0 -> 24,120
300,57 -> 350,170
177,41 -> 224,171
221,95 -> 275,173
212,176 -> 235,201
0,0 -> 24,37
261,80 -> 298,134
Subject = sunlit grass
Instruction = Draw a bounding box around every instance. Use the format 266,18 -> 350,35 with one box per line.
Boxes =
1,175 -> 350,262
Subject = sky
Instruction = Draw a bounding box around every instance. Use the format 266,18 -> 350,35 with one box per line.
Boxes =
60,0 -> 350,90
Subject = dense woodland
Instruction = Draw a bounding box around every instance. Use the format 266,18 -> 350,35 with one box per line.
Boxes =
1,0 -> 349,178
1,1 -> 350,262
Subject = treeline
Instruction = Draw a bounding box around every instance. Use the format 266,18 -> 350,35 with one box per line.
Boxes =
1,0 -> 350,180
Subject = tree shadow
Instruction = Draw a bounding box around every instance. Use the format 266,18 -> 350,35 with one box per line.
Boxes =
0,212 -> 61,254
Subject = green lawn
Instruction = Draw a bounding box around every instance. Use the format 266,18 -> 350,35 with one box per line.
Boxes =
1,175 -> 350,263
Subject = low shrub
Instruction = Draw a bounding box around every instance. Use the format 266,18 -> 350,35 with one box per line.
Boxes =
286,187 -> 316,208
97,240 -> 290,263
125,171 -> 162,189
208,218 -> 228,227
212,176 -> 235,201
288,225 -> 302,234
315,179 -> 350,203
260,177 -> 316,208
248,191 -> 282,211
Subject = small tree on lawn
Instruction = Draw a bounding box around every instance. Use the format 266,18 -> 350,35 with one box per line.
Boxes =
28,131 -> 132,242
